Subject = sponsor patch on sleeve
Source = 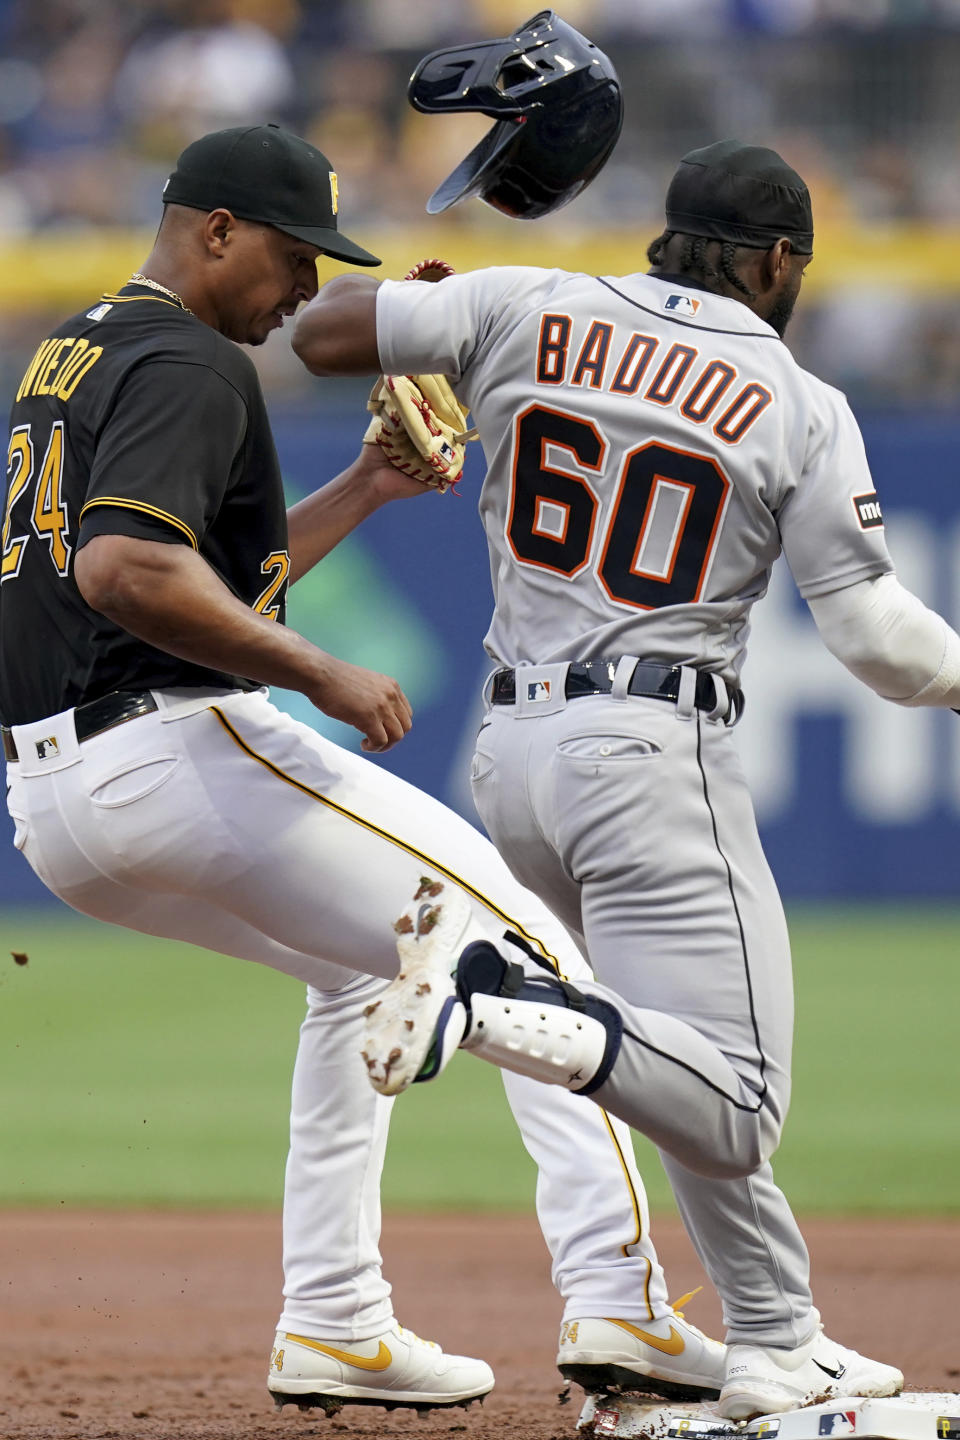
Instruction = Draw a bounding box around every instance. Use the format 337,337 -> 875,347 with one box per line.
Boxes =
852,492 -> 884,529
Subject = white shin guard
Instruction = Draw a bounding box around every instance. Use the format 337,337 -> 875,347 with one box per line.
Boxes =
461,992 -> 609,1091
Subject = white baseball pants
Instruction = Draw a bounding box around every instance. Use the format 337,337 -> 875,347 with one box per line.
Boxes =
6,685 -> 670,1338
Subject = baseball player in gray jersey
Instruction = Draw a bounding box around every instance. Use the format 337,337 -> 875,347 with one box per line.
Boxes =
292,139 -> 959,1419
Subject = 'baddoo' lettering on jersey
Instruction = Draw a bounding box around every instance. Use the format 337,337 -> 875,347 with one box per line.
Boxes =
534,311 -> 774,446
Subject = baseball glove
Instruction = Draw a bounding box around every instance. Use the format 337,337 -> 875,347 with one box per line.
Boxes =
400,257 -> 457,283
362,258 -> 478,493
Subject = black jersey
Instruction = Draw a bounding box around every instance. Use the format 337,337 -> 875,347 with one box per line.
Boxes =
0,283 -> 290,724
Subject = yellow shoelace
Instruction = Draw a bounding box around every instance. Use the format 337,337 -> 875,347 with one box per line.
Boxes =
669,1285 -> 704,1321
397,1323 -> 439,1350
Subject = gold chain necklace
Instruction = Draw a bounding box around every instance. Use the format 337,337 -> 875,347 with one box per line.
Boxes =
127,272 -> 193,314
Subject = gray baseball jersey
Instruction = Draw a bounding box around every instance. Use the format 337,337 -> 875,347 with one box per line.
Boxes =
377,268 -> 894,681
375,267 -> 899,1352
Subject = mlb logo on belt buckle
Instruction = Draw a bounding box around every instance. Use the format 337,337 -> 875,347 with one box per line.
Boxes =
527,680 -> 552,702
35,736 -> 60,760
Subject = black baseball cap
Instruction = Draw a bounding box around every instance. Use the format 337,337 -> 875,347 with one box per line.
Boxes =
665,139 -> 813,254
162,123 -> 381,267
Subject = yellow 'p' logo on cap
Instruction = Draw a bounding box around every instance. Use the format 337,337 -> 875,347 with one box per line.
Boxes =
329,171 -> 339,215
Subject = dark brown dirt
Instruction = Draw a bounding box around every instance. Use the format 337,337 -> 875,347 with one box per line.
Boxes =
1,1212 -> 957,1440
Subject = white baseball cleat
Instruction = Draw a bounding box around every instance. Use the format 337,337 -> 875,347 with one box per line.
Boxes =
557,1309 -> 726,1400
362,877 -> 473,1096
268,1321 -> 494,1411
718,1326 -> 904,1420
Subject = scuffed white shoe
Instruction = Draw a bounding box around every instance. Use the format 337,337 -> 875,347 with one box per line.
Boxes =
362,877 -> 474,1096
557,1309 -> 726,1400
718,1326 -> 903,1420
268,1321 -> 494,1411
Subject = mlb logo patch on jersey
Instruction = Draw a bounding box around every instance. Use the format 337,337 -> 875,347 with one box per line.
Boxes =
527,680 -> 552,702
664,294 -> 702,317
853,492 -> 884,529
86,303 -> 113,322
35,735 -> 60,760
818,1412 -> 857,1436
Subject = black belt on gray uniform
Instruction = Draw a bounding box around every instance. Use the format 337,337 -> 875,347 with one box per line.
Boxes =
2,690 -> 159,762
490,660 -> 742,721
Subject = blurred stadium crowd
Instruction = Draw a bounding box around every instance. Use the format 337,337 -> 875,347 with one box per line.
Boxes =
1,0 -> 960,408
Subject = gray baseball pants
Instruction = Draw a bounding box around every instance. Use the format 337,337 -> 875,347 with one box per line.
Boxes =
470,668 -> 816,1346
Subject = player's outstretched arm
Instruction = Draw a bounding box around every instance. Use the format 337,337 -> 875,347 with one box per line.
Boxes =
292,274 -> 381,376
74,534 -> 412,751
808,572 -> 960,708
287,444 -> 437,585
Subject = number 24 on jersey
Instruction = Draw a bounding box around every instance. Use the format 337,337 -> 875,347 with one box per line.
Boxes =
3,421 -> 71,582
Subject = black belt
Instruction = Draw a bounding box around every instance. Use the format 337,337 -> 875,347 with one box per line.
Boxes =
490,661 -> 742,720
2,690 -> 159,762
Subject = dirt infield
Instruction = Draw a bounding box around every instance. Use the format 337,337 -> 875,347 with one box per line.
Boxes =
1,1212 -> 957,1440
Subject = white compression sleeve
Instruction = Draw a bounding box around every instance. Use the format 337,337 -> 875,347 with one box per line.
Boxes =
808,572 -> 960,707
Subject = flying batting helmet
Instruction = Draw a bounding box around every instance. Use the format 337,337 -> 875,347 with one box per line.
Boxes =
408,9 -> 623,220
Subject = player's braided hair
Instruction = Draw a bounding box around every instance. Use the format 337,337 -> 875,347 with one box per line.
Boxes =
646,229 -> 757,301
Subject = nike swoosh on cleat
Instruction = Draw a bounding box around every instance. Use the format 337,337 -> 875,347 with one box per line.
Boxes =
813,1358 -> 847,1381
605,1320 -> 686,1356
284,1333 -> 393,1372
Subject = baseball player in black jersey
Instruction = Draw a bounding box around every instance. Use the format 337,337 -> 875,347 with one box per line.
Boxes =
2,125 -> 730,1415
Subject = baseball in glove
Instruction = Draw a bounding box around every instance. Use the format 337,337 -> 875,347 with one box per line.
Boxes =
362,259 -> 478,493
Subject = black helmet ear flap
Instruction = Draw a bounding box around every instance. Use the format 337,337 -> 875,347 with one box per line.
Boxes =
409,10 -> 590,119
409,9 -> 622,221
410,39 -> 536,119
